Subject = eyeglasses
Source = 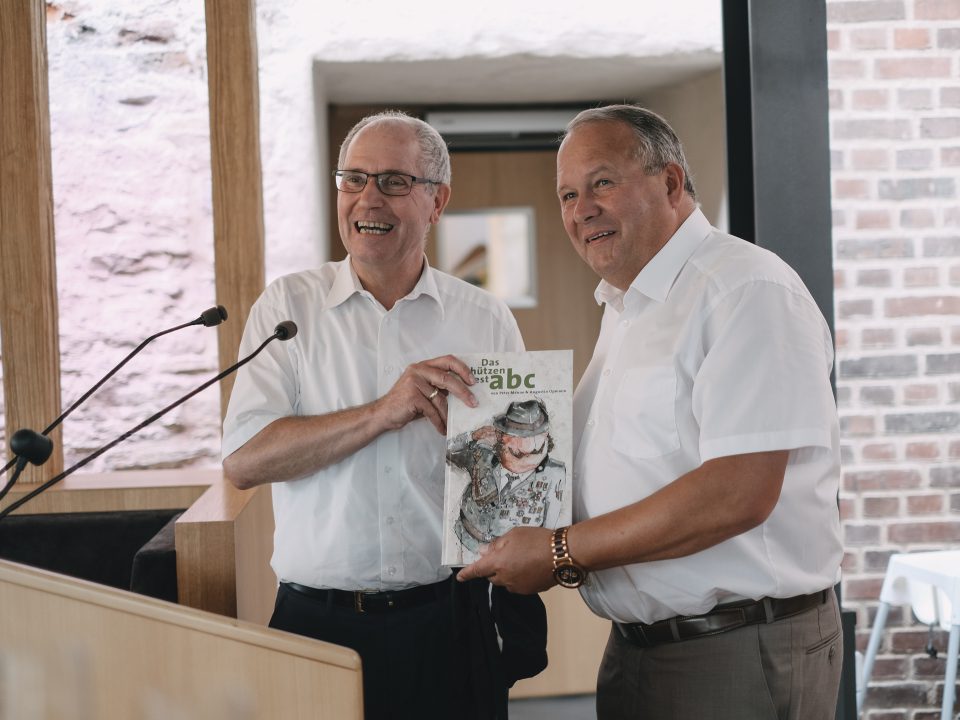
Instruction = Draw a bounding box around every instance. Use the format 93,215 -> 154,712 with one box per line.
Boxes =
333,170 -> 440,197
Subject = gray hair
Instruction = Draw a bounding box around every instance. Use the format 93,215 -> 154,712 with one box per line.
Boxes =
565,105 -> 697,200
338,110 -> 451,187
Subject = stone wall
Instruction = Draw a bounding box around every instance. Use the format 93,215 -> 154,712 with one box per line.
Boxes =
827,0 -> 960,716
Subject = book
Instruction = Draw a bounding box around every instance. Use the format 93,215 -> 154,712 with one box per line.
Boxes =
441,349 -> 573,566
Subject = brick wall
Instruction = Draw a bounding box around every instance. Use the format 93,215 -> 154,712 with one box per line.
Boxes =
828,0 -> 960,716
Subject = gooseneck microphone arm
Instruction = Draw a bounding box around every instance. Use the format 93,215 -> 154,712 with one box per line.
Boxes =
0,321 -> 296,521
0,305 -> 228,478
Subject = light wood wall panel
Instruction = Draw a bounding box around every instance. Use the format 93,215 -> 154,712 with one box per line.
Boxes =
0,0 -> 64,482
204,0 -> 266,417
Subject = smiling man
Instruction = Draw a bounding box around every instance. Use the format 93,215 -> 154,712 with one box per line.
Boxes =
221,111 -> 532,719
459,105 -> 844,719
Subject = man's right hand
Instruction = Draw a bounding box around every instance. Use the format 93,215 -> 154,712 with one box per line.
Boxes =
374,355 -> 479,435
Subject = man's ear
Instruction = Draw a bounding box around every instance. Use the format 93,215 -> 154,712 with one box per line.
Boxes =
431,184 -> 452,224
663,163 -> 687,208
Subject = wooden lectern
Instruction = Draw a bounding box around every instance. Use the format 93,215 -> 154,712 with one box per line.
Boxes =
0,558 -> 363,719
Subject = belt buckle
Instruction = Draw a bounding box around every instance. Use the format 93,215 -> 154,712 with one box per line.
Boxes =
354,591 -> 365,613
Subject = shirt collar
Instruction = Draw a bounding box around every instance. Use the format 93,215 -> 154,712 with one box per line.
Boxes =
326,255 -> 444,321
593,207 -> 712,309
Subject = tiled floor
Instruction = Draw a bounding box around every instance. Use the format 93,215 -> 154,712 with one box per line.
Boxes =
507,694 -> 596,720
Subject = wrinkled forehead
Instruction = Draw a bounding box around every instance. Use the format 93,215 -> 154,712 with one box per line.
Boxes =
344,120 -> 423,173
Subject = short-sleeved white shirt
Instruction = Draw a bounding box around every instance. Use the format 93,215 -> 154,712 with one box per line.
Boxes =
222,258 -> 524,591
573,209 -> 842,624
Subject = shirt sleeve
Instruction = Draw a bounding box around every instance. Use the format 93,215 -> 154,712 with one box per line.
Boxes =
692,279 -> 837,462
221,286 -> 300,460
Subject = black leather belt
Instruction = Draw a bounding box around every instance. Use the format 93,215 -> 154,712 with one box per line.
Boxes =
617,590 -> 830,648
282,579 -> 449,613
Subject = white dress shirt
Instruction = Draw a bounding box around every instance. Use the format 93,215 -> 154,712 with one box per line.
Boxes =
574,208 -> 842,625
222,258 -> 523,591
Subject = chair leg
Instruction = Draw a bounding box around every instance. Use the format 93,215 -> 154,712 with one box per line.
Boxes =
940,624 -> 959,720
859,601 -> 890,716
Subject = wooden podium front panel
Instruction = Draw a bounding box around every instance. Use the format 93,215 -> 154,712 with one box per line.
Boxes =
0,560 -> 362,719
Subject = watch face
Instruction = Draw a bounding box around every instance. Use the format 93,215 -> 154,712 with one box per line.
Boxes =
553,563 -> 585,589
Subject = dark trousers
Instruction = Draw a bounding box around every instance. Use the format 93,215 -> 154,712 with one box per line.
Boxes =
597,589 -> 843,720
269,582 -> 458,720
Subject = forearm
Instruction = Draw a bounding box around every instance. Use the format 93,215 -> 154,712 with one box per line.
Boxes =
569,450 -> 788,572
223,402 -> 388,489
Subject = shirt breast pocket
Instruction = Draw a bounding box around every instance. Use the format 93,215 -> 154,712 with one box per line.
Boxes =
611,366 -> 680,459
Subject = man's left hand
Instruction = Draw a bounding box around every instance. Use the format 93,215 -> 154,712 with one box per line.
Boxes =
457,527 -> 556,594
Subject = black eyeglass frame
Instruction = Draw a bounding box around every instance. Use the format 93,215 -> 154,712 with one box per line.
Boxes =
333,170 -> 441,196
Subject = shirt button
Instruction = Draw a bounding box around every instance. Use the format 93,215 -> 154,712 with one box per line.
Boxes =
384,364 -> 393,374
602,369 -> 611,377
387,566 -> 397,576
386,516 -> 395,525
587,419 -> 595,427
384,466 -> 392,474
620,319 -> 630,327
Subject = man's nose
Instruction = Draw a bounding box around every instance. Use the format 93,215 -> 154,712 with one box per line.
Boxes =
574,192 -> 599,223
356,177 -> 385,204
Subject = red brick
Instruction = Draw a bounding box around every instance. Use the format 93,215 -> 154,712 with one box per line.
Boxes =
894,28 -> 932,49
835,268 -> 846,289
904,384 -> 939,404
950,440 -> 960,458
864,712 -> 906,720
852,88 -> 889,110
842,550 -> 859,572
905,441 -> 940,459
876,57 -> 952,79
836,327 -> 849,349
903,267 -> 939,287
917,0 -> 960,19
890,629 -> 939,653
850,27 -> 890,50
839,298 -> 873,318
839,496 -> 856,518
864,495 -> 900,516
857,211 -> 891,229
942,87 -> 960,108
845,576 -> 886,599
864,681 -> 929,706
835,178 -> 870,198
946,207 -> 960,226
906,494 -> 944,514
841,415 -> 877,437
863,443 -> 898,461
900,208 -> 936,228
943,147 -> 960,165
851,148 -> 889,170
829,88 -> 844,111
831,59 -> 867,79
864,549 -> 897,572
905,325 -> 942,344
827,29 -> 841,51
845,523 -> 882,545
845,469 -> 922,491
899,87 -> 934,109
863,328 -> 897,348
858,268 -> 893,286
888,521 -> 960,542
886,296 -> 960,317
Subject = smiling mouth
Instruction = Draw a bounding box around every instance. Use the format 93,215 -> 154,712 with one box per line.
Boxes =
585,230 -> 615,244
355,221 -> 394,235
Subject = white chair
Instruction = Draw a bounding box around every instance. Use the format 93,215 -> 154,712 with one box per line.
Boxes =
859,550 -> 960,720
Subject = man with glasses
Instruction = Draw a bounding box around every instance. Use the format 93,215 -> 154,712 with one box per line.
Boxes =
222,111 -> 535,719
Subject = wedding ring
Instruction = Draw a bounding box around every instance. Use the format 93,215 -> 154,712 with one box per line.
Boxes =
427,388 -> 440,400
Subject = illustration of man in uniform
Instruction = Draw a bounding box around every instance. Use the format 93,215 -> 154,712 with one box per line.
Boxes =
447,399 -> 566,553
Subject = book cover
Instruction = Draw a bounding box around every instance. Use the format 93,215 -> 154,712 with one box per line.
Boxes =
442,349 -> 573,566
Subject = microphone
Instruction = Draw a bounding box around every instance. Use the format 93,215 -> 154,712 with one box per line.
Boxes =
9,430 -> 53,467
1,305 -> 229,480
0,320 -> 298,520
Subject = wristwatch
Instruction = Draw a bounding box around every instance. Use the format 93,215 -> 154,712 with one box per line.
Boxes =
551,526 -> 587,589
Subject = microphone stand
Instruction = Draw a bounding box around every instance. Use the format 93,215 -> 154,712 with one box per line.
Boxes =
0,322 -> 289,521
0,306 -> 227,497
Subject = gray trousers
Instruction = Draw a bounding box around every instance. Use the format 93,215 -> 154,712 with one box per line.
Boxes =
597,590 -> 842,720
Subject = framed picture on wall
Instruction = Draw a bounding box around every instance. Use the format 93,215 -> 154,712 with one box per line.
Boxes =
436,207 -> 537,308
